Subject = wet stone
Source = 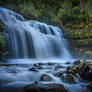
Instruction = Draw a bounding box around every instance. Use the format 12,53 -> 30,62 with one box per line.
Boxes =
73,60 -> 81,65
66,62 -> 71,64
28,67 -> 38,72
61,74 -> 78,83
66,66 -> 77,75
24,82 -> 68,92
78,61 -> 92,82
40,74 -> 53,81
86,82 -> 92,91
54,70 -> 65,77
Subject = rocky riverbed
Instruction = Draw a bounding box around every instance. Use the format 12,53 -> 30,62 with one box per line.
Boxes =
0,60 -> 92,92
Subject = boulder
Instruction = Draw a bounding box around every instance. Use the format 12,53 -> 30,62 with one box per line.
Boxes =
34,63 -> 40,67
24,82 -> 68,92
73,60 -> 81,65
0,52 -> 2,61
66,62 -> 71,64
61,74 -> 78,83
78,61 -> 92,82
40,74 -> 53,81
54,70 -> 65,77
66,66 -> 77,75
54,65 -> 63,70
86,82 -> 92,91
28,67 -> 38,72
37,66 -> 43,69
0,19 -> 6,60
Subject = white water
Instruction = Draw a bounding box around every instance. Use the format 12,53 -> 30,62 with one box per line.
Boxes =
0,63 -> 91,92
0,7 -> 71,61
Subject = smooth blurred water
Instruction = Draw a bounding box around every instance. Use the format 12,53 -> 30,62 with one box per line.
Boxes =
0,63 -> 91,92
0,7 -> 71,60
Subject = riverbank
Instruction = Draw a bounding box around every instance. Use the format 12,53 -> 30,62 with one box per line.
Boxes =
0,60 -> 92,92
63,25 -> 92,59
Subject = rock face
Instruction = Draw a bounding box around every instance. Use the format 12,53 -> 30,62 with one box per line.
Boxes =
61,74 -> 78,83
0,19 -> 6,60
54,70 -> 65,77
87,82 -> 92,91
24,82 -> 68,92
66,66 -> 77,75
78,61 -> 92,82
0,52 -> 2,60
73,60 -> 81,65
40,74 -> 53,81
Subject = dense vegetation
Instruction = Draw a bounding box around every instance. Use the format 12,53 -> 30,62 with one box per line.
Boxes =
0,0 -> 92,59
0,0 -> 92,37
0,19 -> 6,60
0,0 -> 92,26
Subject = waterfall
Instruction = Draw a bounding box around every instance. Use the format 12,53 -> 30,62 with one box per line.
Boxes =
0,7 -> 71,60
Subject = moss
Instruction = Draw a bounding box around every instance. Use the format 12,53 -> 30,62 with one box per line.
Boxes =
77,40 -> 88,46
69,39 -> 92,47
64,27 -> 92,40
0,19 -> 6,59
0,19 -> 4,32
19,2 -> 42,19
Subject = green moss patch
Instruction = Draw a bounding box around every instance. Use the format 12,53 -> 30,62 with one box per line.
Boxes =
0,19 -> 6,57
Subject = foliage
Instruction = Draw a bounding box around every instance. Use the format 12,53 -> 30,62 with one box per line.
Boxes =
19,2 -> 41,18
0,33 -> 5,49
0,0 -> 92,48
0,19 -> 6,53
1,0 -> 92,25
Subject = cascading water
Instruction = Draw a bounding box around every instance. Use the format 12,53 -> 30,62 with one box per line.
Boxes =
0,7 -> 71,60
0,7 -> 91,92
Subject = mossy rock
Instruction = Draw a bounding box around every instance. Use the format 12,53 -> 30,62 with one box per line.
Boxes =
87,82 -> 92,91
63,28 -> 92,40
0,19 -> 4,32
78,60 -> 92,82
66,66 -> 77,75
0,19 -> 7,60
0,19 -> 5,50
61,74 -> 78,83
70,46 -> 92,59
69,39 -> 92,47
